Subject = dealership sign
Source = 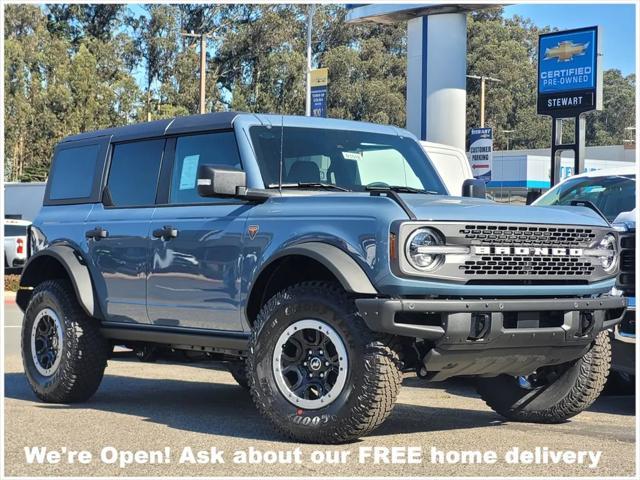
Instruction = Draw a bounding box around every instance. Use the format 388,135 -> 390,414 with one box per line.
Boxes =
537,26 -> 602,115
469,127 -> 493,180
310,68 -> 328,117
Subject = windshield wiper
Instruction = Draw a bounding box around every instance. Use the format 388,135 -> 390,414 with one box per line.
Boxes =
365,185 -> 440,195
267,182 -> 350,192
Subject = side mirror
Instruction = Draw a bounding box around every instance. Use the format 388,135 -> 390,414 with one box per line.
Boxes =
197,165 -> 247,198
461,178 -> 487,199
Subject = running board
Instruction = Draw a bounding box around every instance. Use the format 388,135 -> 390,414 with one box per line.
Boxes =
100,322 -> 249,353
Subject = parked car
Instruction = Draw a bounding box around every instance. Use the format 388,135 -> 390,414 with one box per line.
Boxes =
18,113 -> 626,443
4,218 -> 30,273
534,167 -> 636,388
420,141 -> 473,196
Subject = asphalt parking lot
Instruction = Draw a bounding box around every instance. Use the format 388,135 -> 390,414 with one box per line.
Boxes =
3,301 -> 636,477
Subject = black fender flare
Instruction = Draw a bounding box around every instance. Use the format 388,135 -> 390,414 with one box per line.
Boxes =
17,245 -> 100,318
256,242 -> 378,295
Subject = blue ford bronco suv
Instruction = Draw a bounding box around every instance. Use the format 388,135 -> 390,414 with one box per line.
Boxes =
19,113 -> 626,443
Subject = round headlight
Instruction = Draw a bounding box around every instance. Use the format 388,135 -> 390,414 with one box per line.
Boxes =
405,228 -> 444,270
599,234 -> 618,272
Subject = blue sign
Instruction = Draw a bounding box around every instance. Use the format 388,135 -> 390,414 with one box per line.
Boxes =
539,29 -> 596,94
537,26 -> 601,115
311,85 -> 327,118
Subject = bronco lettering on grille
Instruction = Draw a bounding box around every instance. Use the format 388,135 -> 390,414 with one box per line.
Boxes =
473,246 -> 584,256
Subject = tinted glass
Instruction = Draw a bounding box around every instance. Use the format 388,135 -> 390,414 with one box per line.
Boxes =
536,174 -> 636,222
49,144 -> 100,200
170,131 -> 242,204
107,140 -> 165,207
249,126 -> 446,194
4,225 -> 27,237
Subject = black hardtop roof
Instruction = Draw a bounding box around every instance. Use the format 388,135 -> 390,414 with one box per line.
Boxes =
60,111 -> 244,144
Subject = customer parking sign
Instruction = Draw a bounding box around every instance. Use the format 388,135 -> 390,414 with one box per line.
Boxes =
537,26 -> 602,115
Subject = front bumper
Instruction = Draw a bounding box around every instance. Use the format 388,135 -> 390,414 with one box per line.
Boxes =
356,295 -> 627,380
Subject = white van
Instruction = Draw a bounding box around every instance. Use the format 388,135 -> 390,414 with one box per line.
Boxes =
420,141 -> 473,196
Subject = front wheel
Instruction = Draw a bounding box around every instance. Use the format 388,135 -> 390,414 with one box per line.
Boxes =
247,282 -> 402,443
477,331 -> 611,423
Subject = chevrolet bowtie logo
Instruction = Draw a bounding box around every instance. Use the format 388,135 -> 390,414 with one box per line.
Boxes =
544,40 -> 589,62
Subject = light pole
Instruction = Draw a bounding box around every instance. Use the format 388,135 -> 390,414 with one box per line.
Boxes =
305,4 -> 316,116
466,75 -> 501,127
182,30 -> 212,114
502,129 -> 515,151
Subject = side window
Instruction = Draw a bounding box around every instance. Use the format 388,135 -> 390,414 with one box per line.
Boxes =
107,139 -> 165,207
170,131 -> 242,204
48,144 -> 101,200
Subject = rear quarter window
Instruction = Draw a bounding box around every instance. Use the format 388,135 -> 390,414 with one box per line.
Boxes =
47,143 -> 102,201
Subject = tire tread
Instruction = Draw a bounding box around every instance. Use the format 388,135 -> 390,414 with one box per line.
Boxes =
247,281 -> 402,443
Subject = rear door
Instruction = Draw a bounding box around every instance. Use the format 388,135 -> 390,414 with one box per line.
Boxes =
86,138 -> 165,324
146,131 -> 249,331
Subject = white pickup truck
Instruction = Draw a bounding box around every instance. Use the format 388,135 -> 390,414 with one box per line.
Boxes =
4,218 -> 30,273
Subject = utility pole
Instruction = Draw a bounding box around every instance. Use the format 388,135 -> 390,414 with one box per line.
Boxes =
305,4 -> 316,116
502,129 -> 515,150
182,31 -> 211,114
466,75 -> 501,127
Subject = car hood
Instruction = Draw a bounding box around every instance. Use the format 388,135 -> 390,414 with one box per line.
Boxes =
398,194 -> 611,227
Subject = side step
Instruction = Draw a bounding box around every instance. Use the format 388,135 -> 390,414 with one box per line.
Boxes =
101,322 -> 249,354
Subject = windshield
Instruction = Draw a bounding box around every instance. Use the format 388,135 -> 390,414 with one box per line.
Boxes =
249,126 -> 447,194
536,174 -> 636,222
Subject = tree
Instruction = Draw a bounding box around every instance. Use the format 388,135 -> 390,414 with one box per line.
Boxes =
4,5 -> 140,181
4,4 -> 635,181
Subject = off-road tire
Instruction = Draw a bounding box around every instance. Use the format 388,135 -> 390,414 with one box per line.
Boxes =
477,331 -> 611,423
226,360 -> 249,389
247,281 -> 402,443
21,280 -> 109,403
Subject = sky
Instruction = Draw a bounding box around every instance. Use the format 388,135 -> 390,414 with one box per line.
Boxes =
503,3 -> 636,75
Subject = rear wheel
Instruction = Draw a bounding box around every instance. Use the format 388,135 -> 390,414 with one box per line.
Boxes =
21,280 -> 109,403
477,331 -> 611,423
226,360 -> 249,389
247,282 -> 402,443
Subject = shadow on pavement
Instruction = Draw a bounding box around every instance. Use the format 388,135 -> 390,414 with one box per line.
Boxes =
5,354 -> 635,443
5,368 -> 505,443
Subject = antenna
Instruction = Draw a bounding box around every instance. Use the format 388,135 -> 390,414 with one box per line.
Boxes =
278,115 -> 284,193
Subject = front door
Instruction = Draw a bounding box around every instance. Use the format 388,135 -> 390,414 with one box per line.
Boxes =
146,131 -> 250,331
86,138 -> 165,324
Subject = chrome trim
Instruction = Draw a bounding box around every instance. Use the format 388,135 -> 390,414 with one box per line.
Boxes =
416,245 -> 470,254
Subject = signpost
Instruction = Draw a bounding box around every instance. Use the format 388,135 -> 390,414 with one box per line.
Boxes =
310,68 -> 328,117
469,127 -> 493,180
537,26 -> 602,185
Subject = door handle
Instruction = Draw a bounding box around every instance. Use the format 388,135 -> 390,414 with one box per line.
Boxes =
153,225 -> 179,240
85,226 -> 108,240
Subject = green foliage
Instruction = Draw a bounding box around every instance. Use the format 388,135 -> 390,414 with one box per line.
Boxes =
3,4 -> 636,182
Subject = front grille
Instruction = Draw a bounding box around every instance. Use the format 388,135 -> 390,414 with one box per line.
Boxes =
617,231 -> 635,295
397,221 -> 614,285
622,251 -> 635,271
460,225 -> 596,246
462,255 -> 595,276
